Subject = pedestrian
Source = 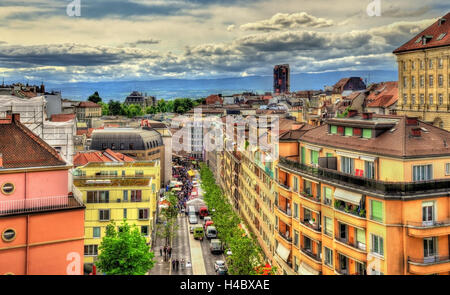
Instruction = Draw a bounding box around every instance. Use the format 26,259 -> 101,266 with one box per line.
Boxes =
176,259 -> 179,271
168,246 -> 172,258
172,259 -> 176,270
160,247 -> 163,256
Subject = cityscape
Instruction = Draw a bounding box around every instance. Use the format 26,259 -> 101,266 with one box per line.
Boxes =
0,0 -> 449,278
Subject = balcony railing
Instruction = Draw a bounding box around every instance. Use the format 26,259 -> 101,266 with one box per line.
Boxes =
408,256 -> 450,265
300,191 -> 321,203
334,200 -> 366,218
278,181 -> 291,191
406,219 -> 450,228
335,268 -> 349,275
300,248 -> 322,263
278,157 -> 450,195
301,219 -> 321,232
335,236 -> 367,251
277,206 -> 292,217
278,230 -> 293,243
0,195 -> 84,216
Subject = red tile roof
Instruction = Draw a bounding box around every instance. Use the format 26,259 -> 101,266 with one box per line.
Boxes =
73,149 -> 135,167
50,113 -> 76,122
78,101 -> 101,108
366,81 -> 398,108
393,13 -> 450,54
0,114 -> 66,168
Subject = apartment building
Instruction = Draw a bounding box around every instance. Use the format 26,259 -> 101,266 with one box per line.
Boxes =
274,112 -> 450,275
73,161 -> 160,272
0,113 -> 85,275
394,13 -> 450,130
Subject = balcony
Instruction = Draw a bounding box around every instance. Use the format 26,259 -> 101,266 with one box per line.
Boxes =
301,219 -> 321,233
408,256 -> 450,275
334,200 -> 366,218
278,230 -> 293,244
300,247 -> 322,264
300,191 -> 321,204
278,157 -> 450,195
407,219 -> 450,238
335,236 -> 367,252
0,195 -> 84,217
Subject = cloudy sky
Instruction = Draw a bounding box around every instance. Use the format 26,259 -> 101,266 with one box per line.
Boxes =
0,0 -> 449,83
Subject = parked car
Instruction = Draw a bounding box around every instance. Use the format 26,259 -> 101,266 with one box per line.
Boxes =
189,214 -> 198,224
210,238 -> 223,254
217,266 -> 228,275
203,216 -> 212,223
199,206 -> 209,219
214,260 -> 226,271
205,226 -> 217,239
204,220 -> 214,230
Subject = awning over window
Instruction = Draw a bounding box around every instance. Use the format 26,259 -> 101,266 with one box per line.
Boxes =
304,144 -> 322,152
276,243 -> 290,262
298,262 -> 319,275
334,188 -> 362,205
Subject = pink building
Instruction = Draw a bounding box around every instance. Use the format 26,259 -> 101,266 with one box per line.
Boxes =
0,113 -> 85,275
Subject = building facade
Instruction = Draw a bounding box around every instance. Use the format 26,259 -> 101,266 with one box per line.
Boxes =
394,13 -> 450,130
274,113 -> 450,275
274,64 -> 290,94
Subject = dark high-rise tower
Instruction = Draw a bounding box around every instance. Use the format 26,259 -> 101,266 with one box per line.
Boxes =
273,64 -> 290,94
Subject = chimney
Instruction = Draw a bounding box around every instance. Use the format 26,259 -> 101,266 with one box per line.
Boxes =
406,116 -> 418,126
0,153 -> 3,168
347,109 -> 358,117
362,112 -> 373,120
411,128 -> 421,137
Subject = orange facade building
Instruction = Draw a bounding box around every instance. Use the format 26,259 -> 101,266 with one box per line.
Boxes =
274,113 -> 450,275
0,113 -> 85,275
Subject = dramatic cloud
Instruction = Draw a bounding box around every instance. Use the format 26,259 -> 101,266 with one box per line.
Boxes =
240,12 -> 334,31
126,39 -> 161,48
382,5 -> 431,18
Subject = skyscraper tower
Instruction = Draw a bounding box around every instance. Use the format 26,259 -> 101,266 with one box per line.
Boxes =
273,64 -> 290,94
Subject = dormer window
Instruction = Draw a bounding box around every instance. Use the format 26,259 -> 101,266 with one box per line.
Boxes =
438,18 -> 446,26
437,33 -> 447,41
422,35 -> 433,45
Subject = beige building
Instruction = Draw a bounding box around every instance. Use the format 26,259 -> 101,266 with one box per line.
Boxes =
394,13 -> 450,130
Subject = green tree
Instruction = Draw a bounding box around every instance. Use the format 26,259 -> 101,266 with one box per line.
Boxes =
155,192 -> 179,246
99,102 -> 109,115
88,91 -> 102,104
108,100 -> 122,116
96,220 -> 155,275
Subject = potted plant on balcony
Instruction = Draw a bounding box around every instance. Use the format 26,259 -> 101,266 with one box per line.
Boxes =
359,209 -> 366,217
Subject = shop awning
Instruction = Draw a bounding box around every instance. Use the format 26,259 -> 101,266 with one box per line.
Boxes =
276,243 -> 290,262
298,262 -> 319,275
188,170 -> 195,177
334,188 -> 362,205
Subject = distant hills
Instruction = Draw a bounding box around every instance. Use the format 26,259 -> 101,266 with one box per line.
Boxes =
45,70 -> 397,102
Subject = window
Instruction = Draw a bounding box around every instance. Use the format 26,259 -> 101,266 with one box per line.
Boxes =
120,143 -> 125,149
301,147 -> 306,164
420,60 -> 424,69
355,262 -> 367,275
411,76 -> 416,88
293,176 -> 298,192
411,61 -> 415,70
294,256 -> 299,272
429,94 -> 434,105
93,227 -> 101,238
123,208 -> 127,219
323,187 -> 332,205
429,75 -> 434,87
356,228 -> 366,250
293,230 -> 299,247
362,129 -> 371,139
438,94 -> 443,105
344,127 -> 353,136
339,222 -> 347,241
303,180 -> 312,195
438,75 -> 443,87
402,94 -> 407,105
293,203 -> 299,219
370,200 -> 383,222
364,161 -> 375,179
135,170 -> 144,176
330,125 -> 337,134
311,150 -> 319,165
1,183 -> 14,195
141,226 -> 149,236
138,208 -> 149,220
1,228 -> 16,242
87,191 -> 109,203
123,190 -> 128,202
324,247 -> 333,267
429,59 -> 433,69
341,156 -> 354,175
420,75 -> 424,88
99,209 -> 110,221
446,163 -> 450,175
130,190 -> 142,202
422,201 -> 435,225
420,94 -> 424,105
403,76 -> 407,88
438,57 -> 443,68
423,237 -> 437,260
411,94 -> 416,105
84,245 -> 98,256
324,216 -> 333,236
371,234 -> 384,257
303,236 -> 312,251
413,164 -> 433,181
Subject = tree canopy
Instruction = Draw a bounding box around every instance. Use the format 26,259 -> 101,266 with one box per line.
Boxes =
88,91 -> 102,104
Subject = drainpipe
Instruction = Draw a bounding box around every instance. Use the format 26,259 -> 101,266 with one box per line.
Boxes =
26,214 -> 30,275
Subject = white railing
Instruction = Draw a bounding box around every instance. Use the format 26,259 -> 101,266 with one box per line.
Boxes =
0,195 -> 81,216
72,185 -> 84,204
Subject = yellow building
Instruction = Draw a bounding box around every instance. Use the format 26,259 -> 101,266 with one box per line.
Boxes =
73,161 -> 160,266
274,113 -> 450,275
394,13 -> 450,130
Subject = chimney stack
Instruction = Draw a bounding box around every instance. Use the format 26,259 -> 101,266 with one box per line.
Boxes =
411,127 -> 422,137
406,116 -> 419,126
347,109 -> 358,118
362,112 -> 373,120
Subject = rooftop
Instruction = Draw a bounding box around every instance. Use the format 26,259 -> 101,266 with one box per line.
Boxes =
73,178 -> 152,187
73,149 -> 135,167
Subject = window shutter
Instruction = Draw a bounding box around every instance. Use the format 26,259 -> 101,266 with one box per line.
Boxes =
371,200 -> 383,221
356,229 -> 366,244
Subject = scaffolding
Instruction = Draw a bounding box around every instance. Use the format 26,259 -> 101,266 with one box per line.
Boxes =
0,95 -> 45,137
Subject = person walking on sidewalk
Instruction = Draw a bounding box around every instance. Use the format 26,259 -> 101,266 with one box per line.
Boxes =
172,259 -> 176,271
159,247 -> 163,256
175,259 -> 179,271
